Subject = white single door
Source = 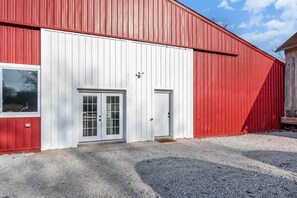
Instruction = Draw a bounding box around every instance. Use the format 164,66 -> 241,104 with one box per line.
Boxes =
154,92 -> 170,137
80,93 -> 124,142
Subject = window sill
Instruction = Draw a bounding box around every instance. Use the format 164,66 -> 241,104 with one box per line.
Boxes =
0,113 -> 40,118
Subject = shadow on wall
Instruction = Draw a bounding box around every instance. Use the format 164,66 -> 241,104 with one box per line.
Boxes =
135,157 -> 297,197
244,150 -> 297,173
241,61 -> 284,133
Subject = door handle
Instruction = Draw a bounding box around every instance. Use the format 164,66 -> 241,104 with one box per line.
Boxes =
168,112 -> 170,118
99,115 -> 102,121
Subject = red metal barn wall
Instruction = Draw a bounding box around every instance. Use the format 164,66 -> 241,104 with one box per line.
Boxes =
194,50 -> 284,138
0,0 -> 284,143
0,0 -> 250,55
0,24 -> 41,154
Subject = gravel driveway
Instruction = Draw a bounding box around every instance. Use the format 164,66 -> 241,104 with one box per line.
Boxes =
1,132 -> 297,197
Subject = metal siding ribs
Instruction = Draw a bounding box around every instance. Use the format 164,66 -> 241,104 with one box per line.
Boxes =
0,0 -> 284,61
193,51 -> 284,138
0,0 -> 285,146
0,24 -> 41,154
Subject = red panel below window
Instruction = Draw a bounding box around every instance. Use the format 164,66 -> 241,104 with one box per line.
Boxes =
0,117 -> 41,154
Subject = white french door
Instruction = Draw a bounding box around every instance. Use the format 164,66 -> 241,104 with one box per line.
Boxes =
80,93 -> 123,142
101,93 -> 123,140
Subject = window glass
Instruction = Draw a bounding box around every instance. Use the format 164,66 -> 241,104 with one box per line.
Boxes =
83,96 -> 97,137
2,69 -> 38,112
106,96 -> 120,135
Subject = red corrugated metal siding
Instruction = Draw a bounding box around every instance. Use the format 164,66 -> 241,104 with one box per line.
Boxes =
0,0 -> 280,59
0,23 -> 40,65
194,50 -> 284,138
0,24 -> 41,154
0,118 -> 41,154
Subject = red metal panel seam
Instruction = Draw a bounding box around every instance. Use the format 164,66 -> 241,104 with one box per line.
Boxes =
219,54 -> 223,135
196,52 -> 200,137
195,53 -> 199,137
7,119 -> 14,150
101,0 -> 106,34
5,119 -> 8,151
214,54 -> 218,135
273,63 -> 277,129
201,53 -> 204,136
274,63 -> 281,129
138,0 -> 143,40
271,63 -> 276,130
267,61 -> 274,129
207,53 -> 211,135
119,0 -> 123,37
275,63 -> 279,129
194,52 -> 198,137
240,47 -> 243,132
158,0 -> 162,43
112,0 -> 118,36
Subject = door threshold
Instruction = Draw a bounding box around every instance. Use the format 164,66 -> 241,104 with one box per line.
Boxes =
154,136 -> 176,143
78,140 -> 126,147
155,136 -> 172,140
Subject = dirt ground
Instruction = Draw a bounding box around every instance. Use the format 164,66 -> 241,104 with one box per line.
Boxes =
1,131 -> 297,197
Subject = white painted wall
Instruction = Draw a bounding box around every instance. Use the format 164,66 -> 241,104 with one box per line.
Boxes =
41,29 -> 193,150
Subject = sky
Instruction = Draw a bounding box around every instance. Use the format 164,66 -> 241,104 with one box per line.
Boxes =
178,0 -> 297,58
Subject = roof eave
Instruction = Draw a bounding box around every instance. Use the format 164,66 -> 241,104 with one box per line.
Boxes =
276,44 -> 297,52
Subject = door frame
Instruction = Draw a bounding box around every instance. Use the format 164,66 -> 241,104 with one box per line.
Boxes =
78,89 -> 126,143
153,89 -> 173,138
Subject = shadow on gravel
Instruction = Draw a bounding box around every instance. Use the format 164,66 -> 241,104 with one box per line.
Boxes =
257,132 -> 297,139
1,152 -> 146,197
244,150 -> 297,173
271,132 -> 297,139
135,157 -> 297,198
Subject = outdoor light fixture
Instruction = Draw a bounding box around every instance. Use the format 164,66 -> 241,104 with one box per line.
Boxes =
136,72 -> 144,79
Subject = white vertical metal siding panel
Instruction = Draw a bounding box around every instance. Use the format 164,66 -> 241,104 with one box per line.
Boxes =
72,34 -> 80,148
41,29 -> 129,149
40,29 -> 51,150
41,29 -> 193,150
65,34 -> 73,148
58,33 -> 66,148
127,41 -> 193,141
51,32 -> 59,149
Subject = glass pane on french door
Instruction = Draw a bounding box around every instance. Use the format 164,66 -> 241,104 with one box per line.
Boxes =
102,93 -> 123,140
106,96 -> 120,135
83,96 -> 98,137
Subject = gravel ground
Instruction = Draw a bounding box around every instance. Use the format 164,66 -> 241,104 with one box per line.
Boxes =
1,132 -> 297,198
